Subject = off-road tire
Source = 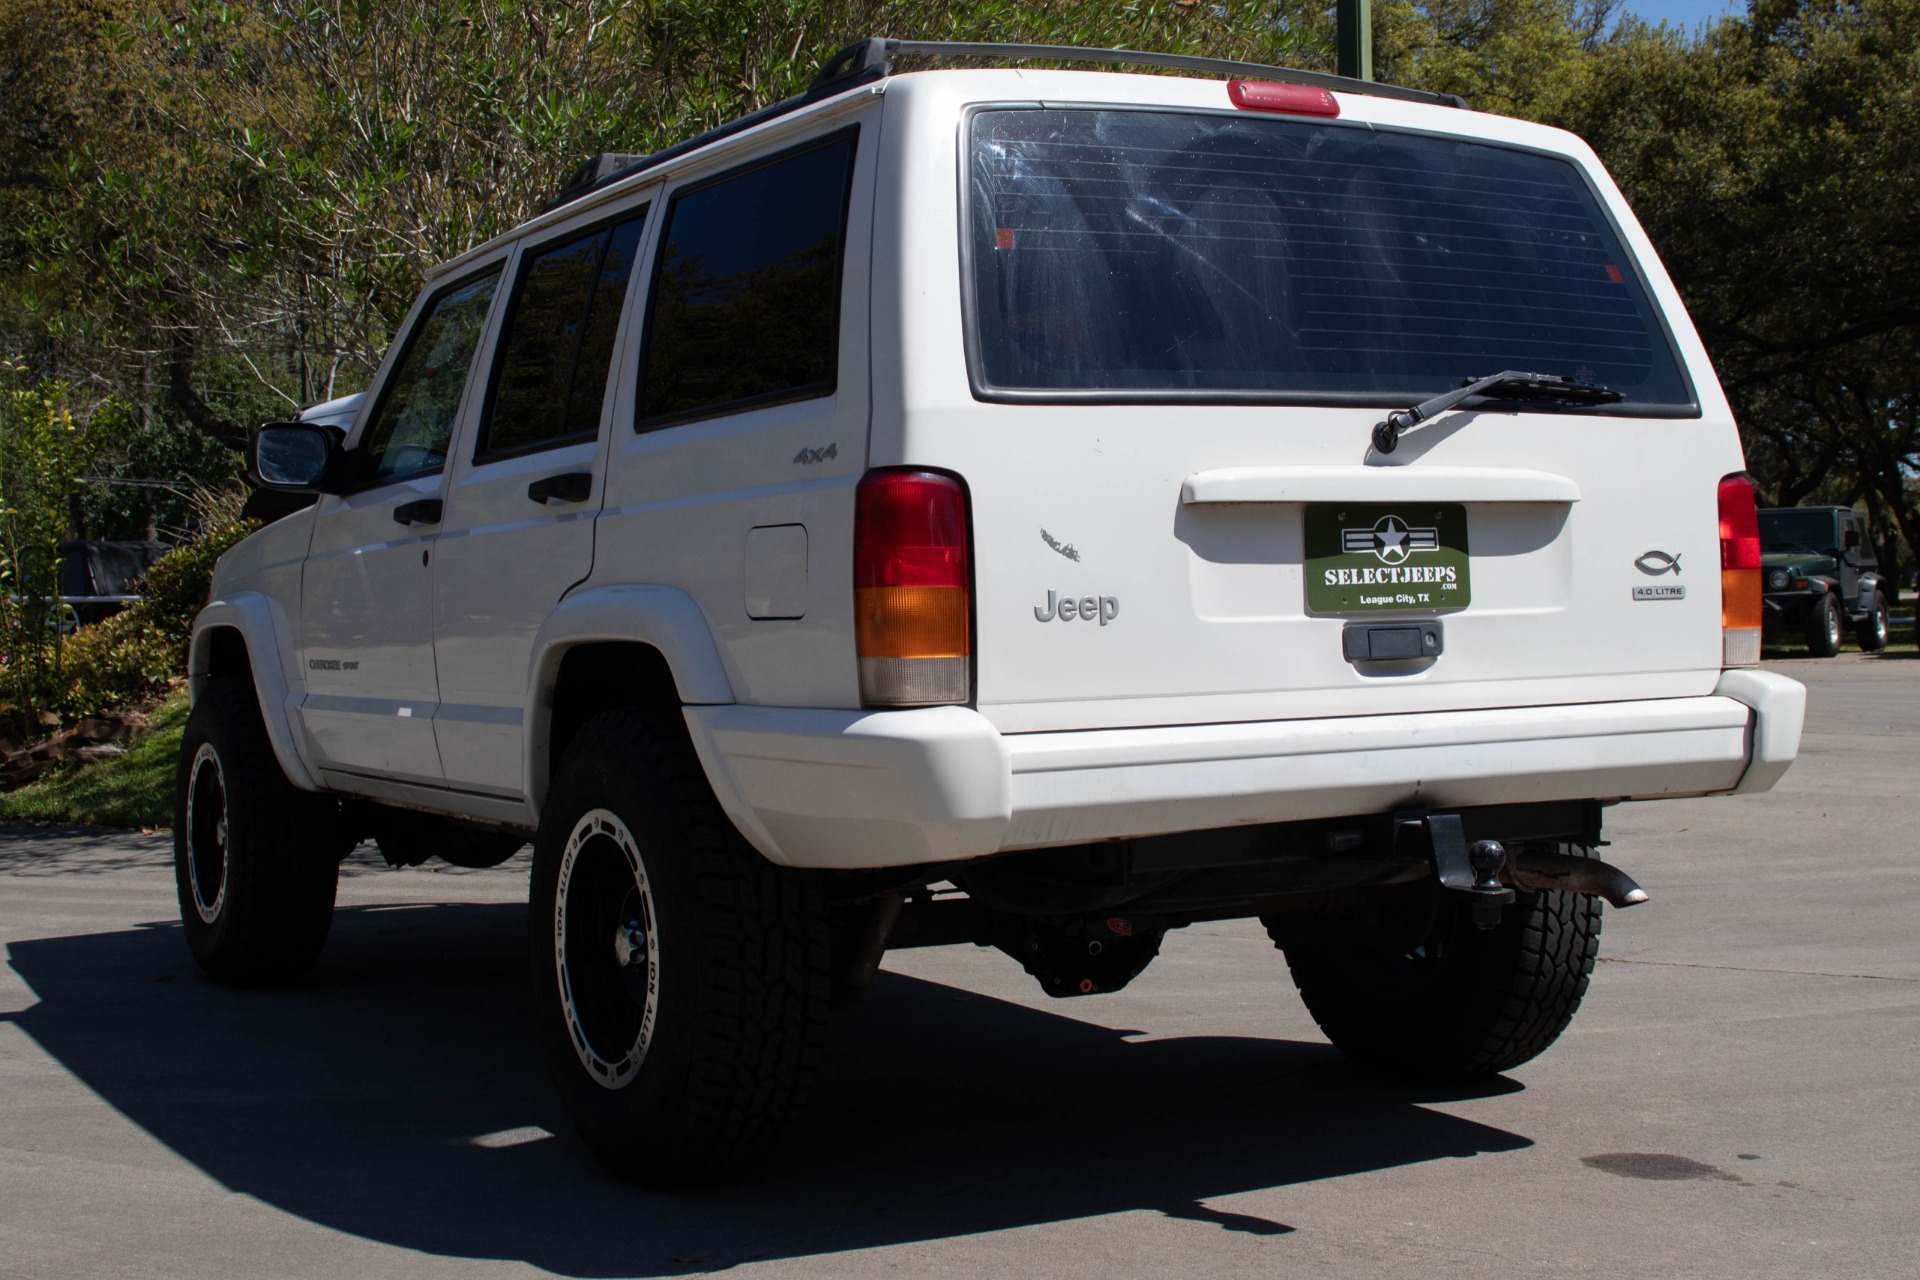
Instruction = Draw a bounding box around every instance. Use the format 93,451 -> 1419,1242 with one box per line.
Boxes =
1272,846 -> 1602,1081
174,677 -> 343,985
529,708 -> 830,1187
1855,592 -> 1890,652
1806,593 -> 1844,657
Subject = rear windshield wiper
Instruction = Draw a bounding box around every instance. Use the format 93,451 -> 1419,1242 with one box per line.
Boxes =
1372,371 -> 1624,454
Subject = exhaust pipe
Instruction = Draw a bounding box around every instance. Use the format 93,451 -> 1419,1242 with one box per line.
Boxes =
1510,848 -> 1649,908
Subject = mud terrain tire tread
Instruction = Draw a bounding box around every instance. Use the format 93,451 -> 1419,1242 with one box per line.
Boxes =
529,708 -> 830,1187
173,677 -> 341,986
1273,848 -> 1602,1080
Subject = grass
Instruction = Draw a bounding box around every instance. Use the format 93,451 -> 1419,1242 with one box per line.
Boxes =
0,689 -> 187,829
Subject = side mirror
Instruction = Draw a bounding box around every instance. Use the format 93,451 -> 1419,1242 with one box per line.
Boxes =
249,422 -> 347,493
1844,528 -> 1861,550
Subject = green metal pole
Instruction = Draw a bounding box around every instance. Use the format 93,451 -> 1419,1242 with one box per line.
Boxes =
1336,0 -> 1373,82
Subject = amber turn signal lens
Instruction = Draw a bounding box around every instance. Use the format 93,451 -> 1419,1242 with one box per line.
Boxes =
855,586 -> 969,659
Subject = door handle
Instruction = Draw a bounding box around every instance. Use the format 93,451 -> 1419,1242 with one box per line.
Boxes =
527,472 -> 593,505
392,498 -> 443,526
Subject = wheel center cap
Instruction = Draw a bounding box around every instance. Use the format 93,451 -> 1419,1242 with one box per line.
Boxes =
612,920 -> 646,968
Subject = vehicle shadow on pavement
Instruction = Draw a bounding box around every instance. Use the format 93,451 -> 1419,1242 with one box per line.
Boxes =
6,900 -> 1530,1276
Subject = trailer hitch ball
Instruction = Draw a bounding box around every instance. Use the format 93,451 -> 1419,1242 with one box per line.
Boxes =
1468,839 -> 1516,930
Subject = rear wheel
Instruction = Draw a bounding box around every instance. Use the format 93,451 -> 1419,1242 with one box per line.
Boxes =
1270,847 -> 1602,1080
1805,593 -> 1844,657
529,709 -> 830,1187
1855,592 -> 1889,652
174,678 -> 343,985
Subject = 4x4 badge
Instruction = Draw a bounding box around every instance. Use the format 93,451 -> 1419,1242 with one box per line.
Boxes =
1343,515 -> 1439,566
1634,550 -> 1681,575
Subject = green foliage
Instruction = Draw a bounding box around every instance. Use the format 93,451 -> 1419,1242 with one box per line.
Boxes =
75,405 -> 247,542
4,0 -> 1333,437
0,685 -> 185,827
49,516 -> 254,720
1539,0 -> 1920,560
4,0 -> 1920,566
0,369 -> 120,711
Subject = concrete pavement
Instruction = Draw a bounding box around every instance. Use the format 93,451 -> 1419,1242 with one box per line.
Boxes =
1,655 -> 1915,1278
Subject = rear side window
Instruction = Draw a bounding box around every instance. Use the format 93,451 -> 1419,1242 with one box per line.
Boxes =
359,269 -> 502,483
969,109 -> 1693,411
478,210 -> 648,460
638,129 -> 857,428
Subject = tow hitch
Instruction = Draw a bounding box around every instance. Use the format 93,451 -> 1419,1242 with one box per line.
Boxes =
1413,813 -> 1648,929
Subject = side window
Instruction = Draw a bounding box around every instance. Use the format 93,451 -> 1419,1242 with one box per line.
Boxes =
359,269 -> 502,483
638,129 -> 857,428
476,209 -> 648,460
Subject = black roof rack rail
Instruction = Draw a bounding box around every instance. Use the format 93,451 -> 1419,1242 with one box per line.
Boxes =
810,37 -> 1469,110
547,36 -> 1464,211
542,68 -> 889,212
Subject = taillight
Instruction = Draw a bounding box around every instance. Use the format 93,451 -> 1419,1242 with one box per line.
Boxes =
854,469 -> 971,706
1718,473 -> 1762,666
1227,80 -> 1340,118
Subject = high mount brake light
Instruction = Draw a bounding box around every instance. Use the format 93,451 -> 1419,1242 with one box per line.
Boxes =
1718,473 -> 1762,667
854,469 -> 972,706
1227,80 -> 1340,118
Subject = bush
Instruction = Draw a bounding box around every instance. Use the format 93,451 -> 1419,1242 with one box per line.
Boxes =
0,373 -> 120,713
50,517 -> 255,720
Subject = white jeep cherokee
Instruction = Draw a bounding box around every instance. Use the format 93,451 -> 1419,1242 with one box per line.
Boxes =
177,40 -> 1805,1186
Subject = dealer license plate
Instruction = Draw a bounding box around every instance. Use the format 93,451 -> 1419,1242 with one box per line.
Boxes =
1304,503 -> 1472,616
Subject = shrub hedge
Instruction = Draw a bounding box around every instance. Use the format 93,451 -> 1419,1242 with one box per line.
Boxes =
49,518 -> 255,720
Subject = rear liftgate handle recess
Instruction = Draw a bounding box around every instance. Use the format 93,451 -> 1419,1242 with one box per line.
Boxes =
1414,813 -> 1649,930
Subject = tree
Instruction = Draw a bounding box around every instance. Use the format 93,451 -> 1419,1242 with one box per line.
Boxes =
1543,0 -> 1920,556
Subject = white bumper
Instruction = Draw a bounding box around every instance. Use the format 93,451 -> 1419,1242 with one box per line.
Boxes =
684,670 -> 1806,870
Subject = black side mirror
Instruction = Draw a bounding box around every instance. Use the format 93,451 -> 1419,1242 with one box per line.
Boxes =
249,422 -> 347,493
1844,528 -> 1861,550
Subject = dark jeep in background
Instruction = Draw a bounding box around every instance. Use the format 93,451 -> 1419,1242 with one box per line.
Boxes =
1758,506 -> 1889,656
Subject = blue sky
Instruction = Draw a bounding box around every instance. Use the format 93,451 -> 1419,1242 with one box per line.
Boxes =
1621,0 -> 1743,32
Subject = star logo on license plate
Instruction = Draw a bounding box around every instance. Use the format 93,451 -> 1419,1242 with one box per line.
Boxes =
1343,514 -> 1440,566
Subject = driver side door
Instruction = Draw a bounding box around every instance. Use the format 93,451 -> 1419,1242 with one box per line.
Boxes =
297,264 -> 504,786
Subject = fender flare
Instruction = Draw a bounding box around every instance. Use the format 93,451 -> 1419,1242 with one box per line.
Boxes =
189,594 -> 322,792
523,584 -> 736,814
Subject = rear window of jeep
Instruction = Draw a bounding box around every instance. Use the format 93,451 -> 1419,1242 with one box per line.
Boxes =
968,108 -> 1692,410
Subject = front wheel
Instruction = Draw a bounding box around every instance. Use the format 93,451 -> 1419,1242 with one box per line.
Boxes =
1805,593 -> 1844,657
529,709 -> 830,1187
1270,847 -> 1602,1080
1855,592 -> 1890,652
174,679 -> 343,985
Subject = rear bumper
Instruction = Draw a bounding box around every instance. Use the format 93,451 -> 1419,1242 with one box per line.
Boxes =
684,670 -> 1805,870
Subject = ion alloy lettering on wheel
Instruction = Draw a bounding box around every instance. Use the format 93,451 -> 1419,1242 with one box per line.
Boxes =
553,808 -> 660,1090
184,743 -> 229,925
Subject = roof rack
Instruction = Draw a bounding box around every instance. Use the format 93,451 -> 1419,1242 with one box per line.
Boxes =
809,38 -> 1469,110
547,36 -> 1466,211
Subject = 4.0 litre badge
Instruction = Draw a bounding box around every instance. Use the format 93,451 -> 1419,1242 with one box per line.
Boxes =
1304,503 -> 1472,615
